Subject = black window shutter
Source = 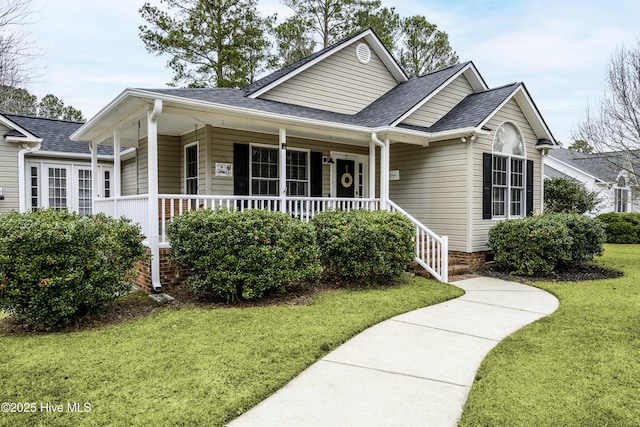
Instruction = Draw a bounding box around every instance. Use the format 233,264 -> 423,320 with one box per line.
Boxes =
526,159 -> 534,216
310,151 -> 323,197
233,143 -> 249,196
482,153 -> 492,219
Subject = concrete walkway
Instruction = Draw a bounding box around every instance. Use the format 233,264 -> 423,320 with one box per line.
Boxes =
228,277 -> 559,427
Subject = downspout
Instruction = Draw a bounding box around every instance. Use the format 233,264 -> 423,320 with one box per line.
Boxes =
148,99 -> 163,292
18,141 -> 42,212
371,132 -> 387,210
540,149 -> 548,213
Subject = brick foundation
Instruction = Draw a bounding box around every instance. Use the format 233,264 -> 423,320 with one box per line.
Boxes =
448,250 -> 493,271
135,248 -> 192,292
134,247 -> 495,292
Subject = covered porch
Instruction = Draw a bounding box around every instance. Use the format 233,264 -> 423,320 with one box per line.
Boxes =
74,94 -> 448,289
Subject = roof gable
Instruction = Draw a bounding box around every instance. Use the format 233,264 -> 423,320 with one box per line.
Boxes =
245,28 -> 407,100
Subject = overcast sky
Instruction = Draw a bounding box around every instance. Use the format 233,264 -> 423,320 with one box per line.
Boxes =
26,0 -> 640,144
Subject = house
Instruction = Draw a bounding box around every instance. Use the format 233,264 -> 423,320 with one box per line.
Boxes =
70,29 -> 556,291
0,113 -> 116,214
544,148 -> 639,214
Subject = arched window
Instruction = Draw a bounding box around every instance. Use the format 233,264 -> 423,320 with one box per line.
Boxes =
615,175 -> 628,213
490,122 -> 527,218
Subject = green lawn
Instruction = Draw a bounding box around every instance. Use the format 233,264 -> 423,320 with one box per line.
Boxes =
0,276 -> 462,426
460,244 -> 640,426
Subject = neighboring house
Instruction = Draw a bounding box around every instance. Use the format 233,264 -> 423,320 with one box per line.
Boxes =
71,29 -> 556,291
544,148 -> 639,214
0,113 -> 116,215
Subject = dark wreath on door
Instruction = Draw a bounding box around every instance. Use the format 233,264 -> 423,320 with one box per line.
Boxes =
336,159 -> 355,198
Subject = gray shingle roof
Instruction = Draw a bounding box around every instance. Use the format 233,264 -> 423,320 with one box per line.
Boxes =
548,148 -> 639,183
355,62 -> 471,126
428,83 -> 520,132
2,113 -> 114,156
544,164 -> 573,179
144,62 -> 488,131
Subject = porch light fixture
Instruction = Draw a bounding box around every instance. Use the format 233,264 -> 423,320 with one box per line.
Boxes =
281,142 -> 287,150
323,156 -> 335,165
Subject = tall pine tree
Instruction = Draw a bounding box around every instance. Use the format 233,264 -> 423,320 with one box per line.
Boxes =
139,0 -> 274,88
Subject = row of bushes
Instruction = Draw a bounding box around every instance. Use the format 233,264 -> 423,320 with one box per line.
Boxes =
167,209 -> 415,301
596,212 -> 640,243
487,213 -> 606,276
0,210 -> 147,329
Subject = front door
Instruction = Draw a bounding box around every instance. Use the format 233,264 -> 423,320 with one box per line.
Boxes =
336,159 -> 356,198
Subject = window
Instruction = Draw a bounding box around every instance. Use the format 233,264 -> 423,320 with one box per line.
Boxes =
185,144 -> 198,195
615,176 -> 628,213
30,166 -> 39,211
78,169 -> 92,216
251,146 -> 279,195
48,167 -> 68,210
286,150 -> 308,196
104,170 -> 111,198
487,122 -> 527,218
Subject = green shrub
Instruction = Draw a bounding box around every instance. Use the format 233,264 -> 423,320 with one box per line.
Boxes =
597,212 -> 640,243
0,210 -> 147,329
555,213 -> 606,267
312,210 -> 414,284
487,213 -> 606,276
544,177 -> 601,214
487,215 -> 573,276
167,209 -> 321,301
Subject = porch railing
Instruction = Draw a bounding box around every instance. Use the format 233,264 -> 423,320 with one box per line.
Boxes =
94,195 -> 150,241
93,195 -> 448,283
387,200 -> 448,283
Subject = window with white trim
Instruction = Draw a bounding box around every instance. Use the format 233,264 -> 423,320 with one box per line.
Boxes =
491,122 -> 525,218
48,167 -> 68,210
286,150 -> 308,196
615,176 -> 628,213
251,146 -> 279,195
30,166 -> 39,211
78,169 -> 92,216
250,145 -> 309,196
185,143 -> 198,195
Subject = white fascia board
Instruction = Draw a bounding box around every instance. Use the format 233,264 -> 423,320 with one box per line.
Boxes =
25,150 -> 114,161
464,62 -> 489,92
70,88 -> 140,141
391,62 -> 477,127
477,85 -> 555,142
248,29 -> 407,99
0,115 -> 41,143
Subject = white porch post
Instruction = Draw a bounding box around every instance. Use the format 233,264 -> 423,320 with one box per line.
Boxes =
380,138 -> 390,210
91,140 -> 99,211
279,128 -> 287,212
147,100 -> 163,291
369,140 -> 376,199
113,130 -> 121,197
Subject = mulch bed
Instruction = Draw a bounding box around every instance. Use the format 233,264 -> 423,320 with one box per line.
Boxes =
473,263 -> 623,284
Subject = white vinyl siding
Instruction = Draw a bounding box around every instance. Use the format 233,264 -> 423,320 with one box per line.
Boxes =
401,75 -> 474,127
471,98 -> 541,251
259,42 -> 398,114
389,140 -> 468,252
121,158 -> 137,196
